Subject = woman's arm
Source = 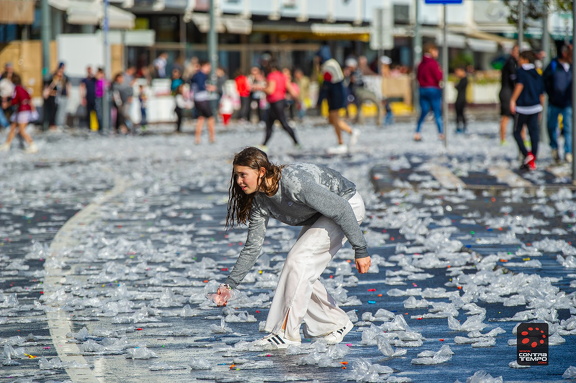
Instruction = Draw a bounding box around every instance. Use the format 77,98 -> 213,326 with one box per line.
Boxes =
224,206 -> 269,289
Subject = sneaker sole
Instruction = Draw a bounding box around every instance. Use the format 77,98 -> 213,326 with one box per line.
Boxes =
254,334 -> 300,349
325,320 -> 354,345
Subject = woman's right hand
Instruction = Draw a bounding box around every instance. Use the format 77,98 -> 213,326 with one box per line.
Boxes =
211,284 -> 232,306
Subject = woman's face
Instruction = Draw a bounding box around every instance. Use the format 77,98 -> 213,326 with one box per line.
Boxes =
234,165 -> 265,194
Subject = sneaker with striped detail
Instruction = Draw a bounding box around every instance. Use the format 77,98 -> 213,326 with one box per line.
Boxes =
253,333 -> 301,349
322,320 -> 354,344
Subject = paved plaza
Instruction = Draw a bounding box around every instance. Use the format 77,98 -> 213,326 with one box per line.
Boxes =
1,117 -> 576,383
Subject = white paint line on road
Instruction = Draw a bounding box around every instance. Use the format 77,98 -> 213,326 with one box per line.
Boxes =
488,166 -> 534,188
428,164 -> 467,190
45,174 -> 131,383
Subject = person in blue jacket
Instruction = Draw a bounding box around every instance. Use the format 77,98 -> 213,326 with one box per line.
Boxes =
510,50 -> 545,171
543,44 -> 573,164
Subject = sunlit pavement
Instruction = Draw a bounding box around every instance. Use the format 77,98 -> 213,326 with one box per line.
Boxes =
1,117 -> 575,383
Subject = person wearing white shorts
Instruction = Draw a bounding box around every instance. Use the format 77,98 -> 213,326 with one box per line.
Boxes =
0,74 -> 38,153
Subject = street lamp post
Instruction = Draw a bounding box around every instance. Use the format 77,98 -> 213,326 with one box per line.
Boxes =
102,0 -> 111,134
518,0 -> 524,48
541,0 -> 550,143
208,0 -> 218,115
41,0 -> 50,81
572,1 -> 576,184
208,0 -> 218,90
413,0 -> 422,117
442,4 -> 448,148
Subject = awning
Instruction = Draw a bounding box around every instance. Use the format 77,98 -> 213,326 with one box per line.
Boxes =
464,30 -> 516,51
467,38 -> 498,53
251,22 -> 370,42
190,13 -> 252,34
310,23 -> 371,35
106,6 -> 136,29
437,33 -> 467,49
190,13 -> 226,33
49,0 -> 135,29
66,1 -> 100,25
223,18 -> 252,35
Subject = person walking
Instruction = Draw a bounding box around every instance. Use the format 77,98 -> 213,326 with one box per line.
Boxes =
138,84 -> 149,130
173,83 -> 192,133
0,65 -> 15,131
153,52 -> 168,79
212,147 -> 371,348
190,60 -> 216,144
293,68 -> 310,121
79,66 -> 97,130
54,62 -> 70,128
282,68 -> 299,121
256,59 -> 300,150
317,58 -> 360,154
499,44 -> 519,145
111,73 -> 133,134
94,67 -> 107,132
414,43 -> 444,142
510,50 -> 545,171
170,68 -> 184,95
379,56 -> 395,126
454,67 -> 469,133
543,44 -> 573,164
234,69 -> 251,122
0,74 -> 38,153
249,66 -> 266,125
43,68 -> 66,131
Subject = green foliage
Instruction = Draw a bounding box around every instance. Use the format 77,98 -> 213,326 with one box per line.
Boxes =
555,0 -> 572,12
502,0 -> 571,26
450,52 -> 473,71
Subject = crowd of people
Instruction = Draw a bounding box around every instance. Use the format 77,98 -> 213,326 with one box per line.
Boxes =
496,43 -> 573,171
1,43 -> 572,164
160,50 -> 389,153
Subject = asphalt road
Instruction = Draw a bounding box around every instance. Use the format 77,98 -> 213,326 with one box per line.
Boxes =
1,118 -> 575,383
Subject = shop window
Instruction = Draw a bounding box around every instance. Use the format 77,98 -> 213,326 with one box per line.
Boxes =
153,15 -> 180,42
394,4 -> 410,25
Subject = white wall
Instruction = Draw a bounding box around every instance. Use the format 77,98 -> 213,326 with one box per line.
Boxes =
57,34 -> 104,78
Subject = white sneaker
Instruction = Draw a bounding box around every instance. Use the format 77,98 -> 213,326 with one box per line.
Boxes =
252,333 -> 301,349
349,129 -> 361,147
322,320 -> 354,345
326,144 -> 348,155
566,153 -> 573,163
0,143 -> 9,152
25,142 -> 38,154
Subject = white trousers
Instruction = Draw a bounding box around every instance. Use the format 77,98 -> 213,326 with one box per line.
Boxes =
264,192 -> 366,341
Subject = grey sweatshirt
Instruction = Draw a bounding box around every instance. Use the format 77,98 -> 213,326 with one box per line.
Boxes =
224,163 -> 369,289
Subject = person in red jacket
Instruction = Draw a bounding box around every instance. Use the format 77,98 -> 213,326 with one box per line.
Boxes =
0,74 -> 38,153
414,43 -> 444,142
234,70 -> 251,122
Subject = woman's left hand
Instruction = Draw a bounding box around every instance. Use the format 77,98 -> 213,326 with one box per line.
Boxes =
355,256 -> 372,274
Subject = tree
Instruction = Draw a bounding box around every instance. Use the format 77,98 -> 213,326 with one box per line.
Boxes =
555,0 -> 571,12
502,0 -> 571,26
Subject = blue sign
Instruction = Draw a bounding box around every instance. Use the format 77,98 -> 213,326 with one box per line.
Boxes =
425,0 -> 463,3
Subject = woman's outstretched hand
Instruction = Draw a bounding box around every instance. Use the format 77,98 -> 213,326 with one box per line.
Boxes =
211,284 -> 232,306
356,256 -> 372,274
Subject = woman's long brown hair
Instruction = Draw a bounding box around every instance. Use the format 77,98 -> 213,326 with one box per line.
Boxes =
226,147 -> 282,227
